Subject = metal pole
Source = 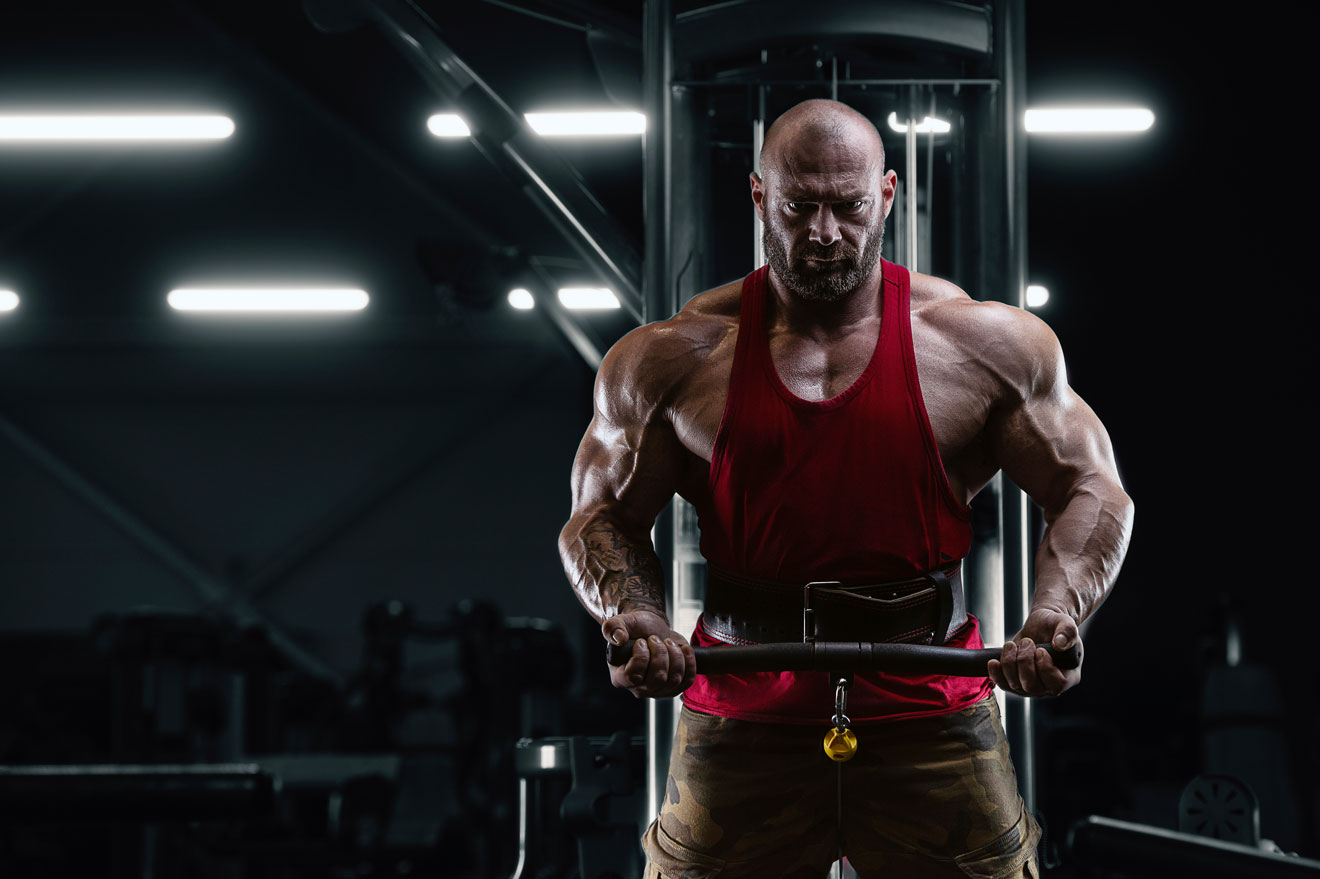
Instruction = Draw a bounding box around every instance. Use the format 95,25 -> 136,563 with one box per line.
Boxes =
995,0 -> 1034,817
968,478 -> 1007,715
752,86 -> 766,269
905,86 -> 919,272
642,0 -> 677,835
999,473 -> 1033,810
925,87 -> 936,274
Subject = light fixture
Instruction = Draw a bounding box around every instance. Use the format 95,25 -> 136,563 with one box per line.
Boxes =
0,290 -> 18,312
430,110 -> 647,139
508,288 -> 535,310
1025,107 -> 1154,134
1026,285 -> 1049,308
167,288 -> 369,313
426,114 -> 472,138
886,113 -> 951,135
525,111 -> 645,137
558,287 -> 620,310
0,115 -> 235,142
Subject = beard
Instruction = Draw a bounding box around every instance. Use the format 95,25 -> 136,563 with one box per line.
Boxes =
763,215 -> 885,303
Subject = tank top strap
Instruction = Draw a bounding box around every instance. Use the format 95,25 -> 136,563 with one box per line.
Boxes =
738,265 -> 769,349
732,264 -> 771,389
882,257 -> 907,336
709,265 -> 770,481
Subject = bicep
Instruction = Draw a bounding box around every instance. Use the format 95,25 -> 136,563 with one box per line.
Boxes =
995,389 -> 1121,513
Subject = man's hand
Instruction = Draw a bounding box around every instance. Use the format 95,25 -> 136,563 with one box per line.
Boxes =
987,608 -> 1082,697
601,610 -> 697,699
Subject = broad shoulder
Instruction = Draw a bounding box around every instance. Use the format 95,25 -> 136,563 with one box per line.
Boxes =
909,271 -> 1065,398
595,277 -> 742,417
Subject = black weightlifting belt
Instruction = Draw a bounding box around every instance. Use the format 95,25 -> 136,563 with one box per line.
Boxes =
701,562 -> 967,647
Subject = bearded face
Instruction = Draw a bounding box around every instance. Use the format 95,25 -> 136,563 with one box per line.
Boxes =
762,203 -> 885,303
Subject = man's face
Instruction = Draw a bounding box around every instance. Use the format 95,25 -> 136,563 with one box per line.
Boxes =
756,141 -> 892,302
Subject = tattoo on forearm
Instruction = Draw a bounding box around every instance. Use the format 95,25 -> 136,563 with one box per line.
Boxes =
581,522 -> 666,618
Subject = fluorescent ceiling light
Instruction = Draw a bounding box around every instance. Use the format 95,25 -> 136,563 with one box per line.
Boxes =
1025,107 -> 1154,134
0,115 -> 234,142
0,290 -> 17,312
886,113 -> 951,134
558,287 -> 619,310
427,114 -> 471,138
428,110 -> 646,139
525,111 -> 645,137
168,288 -> 369,313
1026,285 -> 1049,308
507,288 -> 535,310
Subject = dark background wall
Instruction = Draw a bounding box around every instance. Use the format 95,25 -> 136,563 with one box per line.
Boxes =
0,0 -> 624,699
0,0 -> 1314,873
1023,2 -> 1316,855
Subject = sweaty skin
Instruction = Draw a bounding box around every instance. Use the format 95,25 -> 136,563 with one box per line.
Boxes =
558,99 -> 1134,700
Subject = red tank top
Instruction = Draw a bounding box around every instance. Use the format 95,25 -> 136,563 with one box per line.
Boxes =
683,260 -> 993,724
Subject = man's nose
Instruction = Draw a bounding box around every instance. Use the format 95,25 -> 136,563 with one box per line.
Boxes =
809,207 -> 841,246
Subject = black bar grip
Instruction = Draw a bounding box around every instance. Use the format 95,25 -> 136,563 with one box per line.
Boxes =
606,639 -> 1080,676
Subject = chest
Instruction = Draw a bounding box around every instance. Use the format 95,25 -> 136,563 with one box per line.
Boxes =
769,324 -> 881,402
670,316 -> 995,502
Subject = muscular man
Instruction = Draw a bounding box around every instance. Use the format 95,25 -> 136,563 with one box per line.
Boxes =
559,99 -> 1133,878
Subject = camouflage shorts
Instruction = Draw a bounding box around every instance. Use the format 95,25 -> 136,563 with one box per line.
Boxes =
642,694 -> 1040,878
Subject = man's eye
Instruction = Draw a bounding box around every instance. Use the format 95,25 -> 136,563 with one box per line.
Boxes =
844,200 -> 866,210
785,202 -> 803,212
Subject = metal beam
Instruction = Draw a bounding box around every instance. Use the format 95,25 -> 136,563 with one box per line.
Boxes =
179,0 -> 606,369
478,0 -> 594,33
675,0 -> 992,62
349,0 -> 645,322
482,0 -> 640,48
175,0 -> 472,246
527,259 -> 606,369
0,411 -> 343,686
538,0 -> 640,44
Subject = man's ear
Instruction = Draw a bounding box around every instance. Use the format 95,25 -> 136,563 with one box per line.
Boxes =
880,168 -> 897,220
750,172 -> 765,221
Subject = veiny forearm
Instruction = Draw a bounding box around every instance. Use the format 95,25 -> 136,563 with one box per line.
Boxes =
560,509 -> 668,624
1031,476 -> 1134,625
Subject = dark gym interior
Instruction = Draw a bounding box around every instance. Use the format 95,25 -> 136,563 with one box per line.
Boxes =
0,2 -> 1312,877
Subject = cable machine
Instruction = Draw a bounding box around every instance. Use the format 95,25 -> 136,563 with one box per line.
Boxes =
642,0 -> 1035,832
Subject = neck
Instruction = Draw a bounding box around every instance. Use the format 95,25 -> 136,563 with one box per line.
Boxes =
764,259 -> 885,339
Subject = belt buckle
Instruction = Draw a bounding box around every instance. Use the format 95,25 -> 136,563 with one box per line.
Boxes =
803,580 -> 842,644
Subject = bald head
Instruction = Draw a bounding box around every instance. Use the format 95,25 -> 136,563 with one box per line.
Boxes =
751,100 -> 894,304
759,99 -> 885,179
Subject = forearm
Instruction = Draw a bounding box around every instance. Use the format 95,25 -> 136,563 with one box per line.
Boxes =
1031,476 -> 1134,625
559,509 -> 668,624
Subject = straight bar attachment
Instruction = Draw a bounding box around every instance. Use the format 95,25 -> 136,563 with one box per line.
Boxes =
606,640 -> 1080,677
